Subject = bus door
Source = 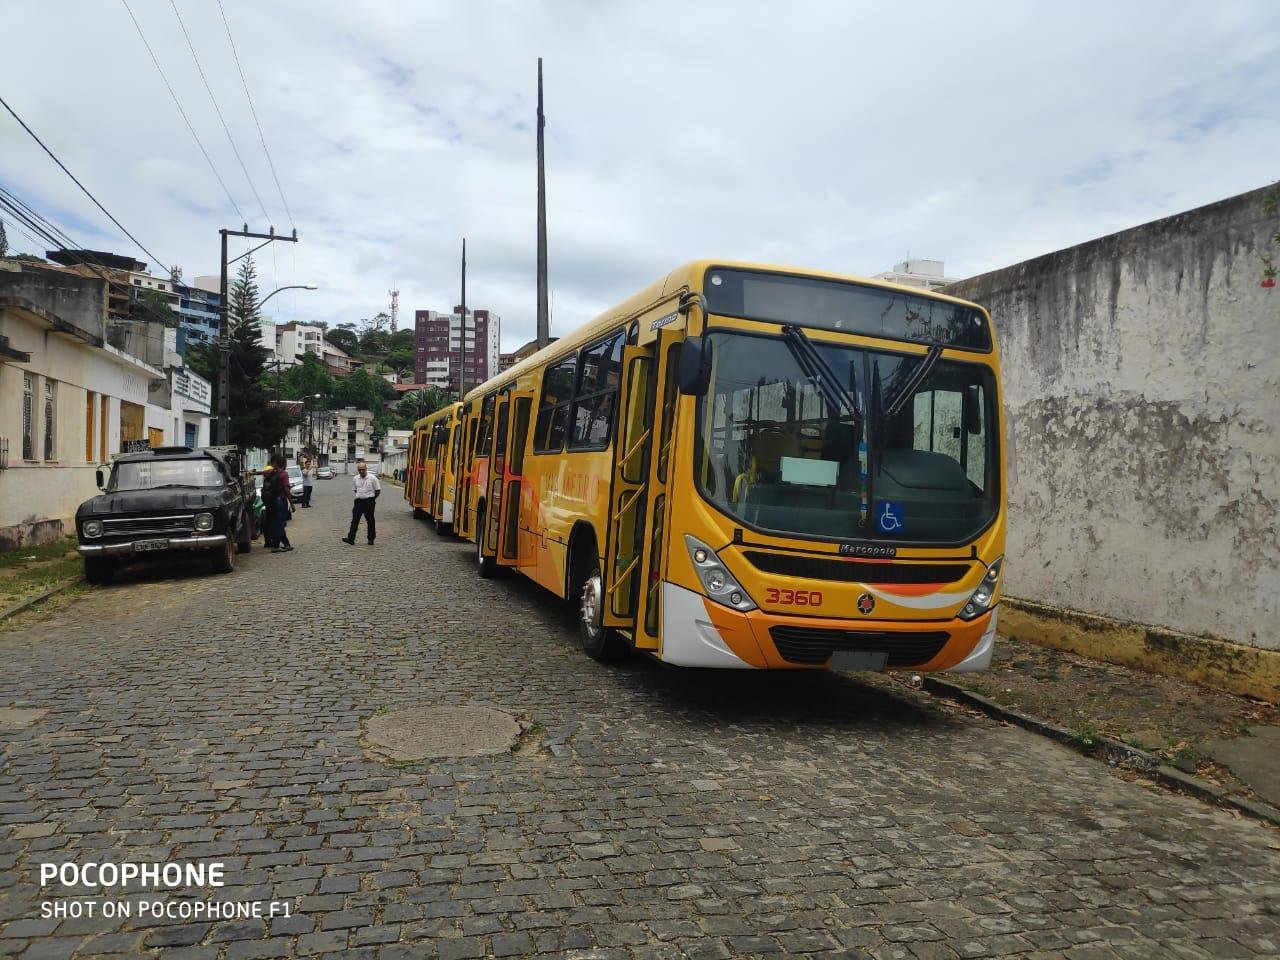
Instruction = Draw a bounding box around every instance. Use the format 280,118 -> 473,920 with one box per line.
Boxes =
497,391 -> 533,566
481,393 -> 510,560
457,405 -> 479,540
603,330 -> 680,648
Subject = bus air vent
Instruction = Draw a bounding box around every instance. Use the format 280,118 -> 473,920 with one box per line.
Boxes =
769,626 -> 950,667
743,552 -> 969,585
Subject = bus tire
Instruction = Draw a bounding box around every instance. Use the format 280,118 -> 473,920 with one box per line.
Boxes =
578,564 -> 624,662
475,508 -> 498,579
435,519 -> 452,536
413,507 -> 426,520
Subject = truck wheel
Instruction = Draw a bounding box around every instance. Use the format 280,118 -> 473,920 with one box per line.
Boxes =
84,557 -> 114,585
212,538 -> 236,574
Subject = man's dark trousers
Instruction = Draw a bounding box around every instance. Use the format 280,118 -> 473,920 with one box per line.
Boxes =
349,498 -> 376,543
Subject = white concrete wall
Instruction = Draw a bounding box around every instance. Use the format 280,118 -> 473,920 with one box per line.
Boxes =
0,307 -> 167,542
945,185 -> 1280,651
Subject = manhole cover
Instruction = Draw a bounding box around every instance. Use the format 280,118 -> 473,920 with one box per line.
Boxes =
364,706 -> 521,761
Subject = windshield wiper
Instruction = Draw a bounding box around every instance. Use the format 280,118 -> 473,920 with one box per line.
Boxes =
781,325 -> 862,422
883,343 -> 942,419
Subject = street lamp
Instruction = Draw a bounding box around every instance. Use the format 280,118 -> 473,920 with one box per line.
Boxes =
259,283 -> 318,310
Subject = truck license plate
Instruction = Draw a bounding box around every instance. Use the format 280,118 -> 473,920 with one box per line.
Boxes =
134,539 -> 169,553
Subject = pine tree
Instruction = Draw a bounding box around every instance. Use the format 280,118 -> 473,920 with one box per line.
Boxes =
0,219 -> 8,257
229,256 -> 261,334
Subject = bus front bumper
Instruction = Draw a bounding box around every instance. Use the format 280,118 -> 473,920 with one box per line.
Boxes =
659,581 -> 998,671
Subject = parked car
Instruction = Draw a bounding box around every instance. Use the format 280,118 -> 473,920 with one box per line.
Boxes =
75,445 -> 255,584
317,466 -> 333,480
286,466 -> 304,498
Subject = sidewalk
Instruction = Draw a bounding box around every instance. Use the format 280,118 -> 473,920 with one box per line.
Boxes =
923,634 -> 1280,820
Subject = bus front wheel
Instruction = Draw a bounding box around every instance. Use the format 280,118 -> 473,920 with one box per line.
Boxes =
579,566 -> 624,662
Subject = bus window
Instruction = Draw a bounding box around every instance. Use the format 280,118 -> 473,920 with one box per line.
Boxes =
477,396 -> 496,456
534,356 -> 577,452
569,334 -> 623,450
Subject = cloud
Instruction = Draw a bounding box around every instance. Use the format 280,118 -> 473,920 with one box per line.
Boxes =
2,0 -> 1278,351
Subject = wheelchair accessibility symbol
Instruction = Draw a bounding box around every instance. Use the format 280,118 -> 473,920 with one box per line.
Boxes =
877,501 -> 905,534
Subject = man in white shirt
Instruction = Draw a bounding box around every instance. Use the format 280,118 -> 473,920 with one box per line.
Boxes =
342,459 -> 381,545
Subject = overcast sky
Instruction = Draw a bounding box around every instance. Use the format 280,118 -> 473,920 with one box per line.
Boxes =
2,1 -> 1277,350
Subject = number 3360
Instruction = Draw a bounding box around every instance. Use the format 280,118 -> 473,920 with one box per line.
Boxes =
765,587 -> 823,607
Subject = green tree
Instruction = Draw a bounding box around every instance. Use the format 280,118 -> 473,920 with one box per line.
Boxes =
326,327 -> 359,355
230,256 -> 261,333
130,288 -> 179,328
332,367 -> 394,412
359,328 -> 391,357
278,352 -> 334,405
396,387 -> 448,422
0,219 -> 7,257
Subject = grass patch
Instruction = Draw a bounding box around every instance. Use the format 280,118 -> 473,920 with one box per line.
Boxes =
1071,724 -> 1103,752
0,537 -> 82,607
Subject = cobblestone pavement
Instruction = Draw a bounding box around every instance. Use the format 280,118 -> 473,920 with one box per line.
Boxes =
1,489 -> 1278,960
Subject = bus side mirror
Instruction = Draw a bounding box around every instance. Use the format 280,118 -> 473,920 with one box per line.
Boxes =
95,468 -> 105,489
964,385 -> 982,434
677,336 -> 713,396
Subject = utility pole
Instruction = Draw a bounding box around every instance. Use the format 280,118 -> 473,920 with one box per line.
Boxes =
217,225 -> 298,444
458,238 -> 467,398
536,57 -> 549,348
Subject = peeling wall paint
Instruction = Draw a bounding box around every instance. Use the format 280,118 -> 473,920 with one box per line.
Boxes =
946,185 -> 1279,651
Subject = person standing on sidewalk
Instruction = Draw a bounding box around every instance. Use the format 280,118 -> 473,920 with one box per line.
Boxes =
343,460 -> 380,545
271,454 -> 295,553
301,459 -> 314,508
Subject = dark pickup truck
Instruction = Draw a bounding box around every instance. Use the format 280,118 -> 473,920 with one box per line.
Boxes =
75,445 -> 257,584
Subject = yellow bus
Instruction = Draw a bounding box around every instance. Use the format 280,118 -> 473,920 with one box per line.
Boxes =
406,402 -> 462,534
449,260 -> 1005,671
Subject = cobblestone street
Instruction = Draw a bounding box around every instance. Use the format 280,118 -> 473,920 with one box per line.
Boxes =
1,488 -> 1277,959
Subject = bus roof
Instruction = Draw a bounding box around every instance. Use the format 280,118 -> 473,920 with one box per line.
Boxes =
464,259 -> 987,404
412,401 -> 461,432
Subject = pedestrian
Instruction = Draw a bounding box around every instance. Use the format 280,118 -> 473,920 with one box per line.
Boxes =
301,459 -> 314,508
260,462 -> 278,549
271,454 -> 295,553
342,459 -> 380,545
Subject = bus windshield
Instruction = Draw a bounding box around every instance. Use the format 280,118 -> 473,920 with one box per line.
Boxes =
696,330 -> 999,543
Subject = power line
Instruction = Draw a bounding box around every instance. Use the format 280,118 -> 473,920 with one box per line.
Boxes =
217,0 -> 293,228
0,93 -> 172,272
167,0 -> 270,224
119,0 -> 246,223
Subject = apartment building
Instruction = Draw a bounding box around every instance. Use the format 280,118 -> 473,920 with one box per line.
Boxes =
412,306 -> 500,392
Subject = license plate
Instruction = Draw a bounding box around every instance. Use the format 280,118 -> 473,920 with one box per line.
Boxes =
134,539 -> 169,553
829,650 -> 889,671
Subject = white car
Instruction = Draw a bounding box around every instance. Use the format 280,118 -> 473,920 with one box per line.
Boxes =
286,467 -> 304,498
317,466 -> 333,480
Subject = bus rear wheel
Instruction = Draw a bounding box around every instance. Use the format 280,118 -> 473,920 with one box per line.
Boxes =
475,510 -> 497,578
579,567 -> 624,662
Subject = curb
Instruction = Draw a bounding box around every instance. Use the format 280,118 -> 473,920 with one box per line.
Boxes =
0,579 -> 80,623
921,676 -> 1280,829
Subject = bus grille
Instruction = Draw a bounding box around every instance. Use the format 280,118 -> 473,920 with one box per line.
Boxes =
743,551 -> 969,585
769,626 -> 950,667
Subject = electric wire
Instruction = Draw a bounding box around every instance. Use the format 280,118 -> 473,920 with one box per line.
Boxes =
119,0 -> 246,223
0,93 -> 172,272
216,0 -> 293,228
167,0 -> 270,224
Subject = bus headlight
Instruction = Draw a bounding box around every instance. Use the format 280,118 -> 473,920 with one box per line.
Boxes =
684,535 -> 756,612
958,556 -> 1003,621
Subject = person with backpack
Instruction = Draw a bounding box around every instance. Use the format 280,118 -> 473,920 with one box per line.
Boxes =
260,462 -> 279,549
268,455 -> 295,553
